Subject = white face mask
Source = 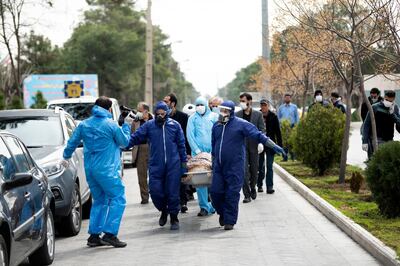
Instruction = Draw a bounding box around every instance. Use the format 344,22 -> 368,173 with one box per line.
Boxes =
383,100 -> 394,108
240,102 -> 248,110
135,112 -> 143,120
315,95 -> 323,102
211,107 -> 220,114
196,105 -> 206,115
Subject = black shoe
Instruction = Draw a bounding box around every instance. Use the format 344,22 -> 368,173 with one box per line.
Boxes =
87,234 -> 106,247
159,211 -> 168,226
258,187 -> 264,193
102,233 -> 127,248
219,215 -> 224,226
181,205 -> 188,213
251,189 -> 257,200
141,199 -> 149,204
224,224 -> 234,230
267,187 -> 275,194
243,197 -> 251,203
170,214 -> 180,230
197,208 -> 208,217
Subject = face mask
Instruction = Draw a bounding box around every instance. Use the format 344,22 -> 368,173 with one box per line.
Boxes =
315,95 -> 323,102
196,106 -> 206,115
212,107 -> 220,114
383,100 -> 394,108
371,97 -> 378,103
240,102 -> 248,110
135,112 -> 143,120
156,115 -> 166,126
218,113 -> 230,123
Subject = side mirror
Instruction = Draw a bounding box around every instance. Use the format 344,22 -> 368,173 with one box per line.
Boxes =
3,173 -> 33,190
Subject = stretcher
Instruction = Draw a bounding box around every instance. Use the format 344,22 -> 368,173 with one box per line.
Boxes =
181,171 -> 212,187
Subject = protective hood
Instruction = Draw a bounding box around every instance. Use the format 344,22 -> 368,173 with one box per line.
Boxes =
195,96 -> 210,115
220,100 -> 236,117
155,101 -> 169,115
92,105 -> 112,118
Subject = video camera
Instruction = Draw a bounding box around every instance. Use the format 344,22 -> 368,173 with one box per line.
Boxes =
120,105 -> 137,114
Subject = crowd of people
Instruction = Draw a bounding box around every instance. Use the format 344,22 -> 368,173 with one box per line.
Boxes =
62,87 -> 400,249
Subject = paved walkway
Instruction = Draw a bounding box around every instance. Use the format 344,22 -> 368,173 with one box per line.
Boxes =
52,168 -> 380,266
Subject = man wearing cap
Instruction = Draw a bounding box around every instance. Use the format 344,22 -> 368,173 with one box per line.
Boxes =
127,101 -> 187,230
257,99 -> 283,194
211,100 -> 286,230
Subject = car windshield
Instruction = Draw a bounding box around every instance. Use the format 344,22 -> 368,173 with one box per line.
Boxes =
48,103 -> 94,121
0,117 -> 64,147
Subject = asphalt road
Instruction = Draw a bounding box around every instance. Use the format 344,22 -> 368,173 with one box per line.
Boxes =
50,168 -> 379,266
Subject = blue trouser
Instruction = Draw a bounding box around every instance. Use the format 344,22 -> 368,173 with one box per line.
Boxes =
149,165 -> 181,215
210,166 -> 243,225
86,172 -> 126,236
197,187 -> 215,214
257,149 -> 275,189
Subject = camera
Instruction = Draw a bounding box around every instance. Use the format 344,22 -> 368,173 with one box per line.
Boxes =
120,105 -> 137,114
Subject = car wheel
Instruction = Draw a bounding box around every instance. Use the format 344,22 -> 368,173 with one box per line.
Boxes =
58,183 -> 82,236
82,194 -> 92,220
0,235 -> 8,266
29,209 -> 55,265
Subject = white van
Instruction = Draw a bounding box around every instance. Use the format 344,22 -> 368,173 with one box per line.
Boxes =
47,97 -> 133,167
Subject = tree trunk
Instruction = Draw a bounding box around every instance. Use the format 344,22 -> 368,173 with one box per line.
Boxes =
339,85 -> 352,183
355,53 -> 378,151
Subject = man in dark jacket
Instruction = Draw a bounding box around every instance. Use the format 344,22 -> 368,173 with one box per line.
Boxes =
308,90 -> 330,111
257,99 -> 283,194
361,88 -> 383,121
362,90 -> 400,158
235,93 -> 265,203
127,101 -> 187,230
163,93 -> 192,212
211,101 -> 286,230
330,92 -> 346,114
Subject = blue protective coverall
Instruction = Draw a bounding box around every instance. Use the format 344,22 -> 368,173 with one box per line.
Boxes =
63,105 -> 131,236
187,96 -> 218,214
127,102 -> 187,215
210,101 -> 273,225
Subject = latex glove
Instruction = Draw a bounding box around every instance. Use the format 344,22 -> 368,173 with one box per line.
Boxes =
118,111 -> 129,126
389,104 -> 395,114
257,143 -> 264,154
124,112 -> 135,125
362,144 -> 368,152
273,145 -> 286,157
181,162 -> 188,177
61,159 -> 70,168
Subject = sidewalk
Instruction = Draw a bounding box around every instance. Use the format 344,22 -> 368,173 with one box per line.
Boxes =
53,168 -> 380,266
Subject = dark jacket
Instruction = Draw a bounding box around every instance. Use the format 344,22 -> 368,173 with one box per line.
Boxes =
308,100 -> 330,112
362,102 -> 400,143
263,111 -> 282,149
333,100 -> 346,114
361,96 -> 383,121
235,108 -> 266,150
170,109 -> 191,155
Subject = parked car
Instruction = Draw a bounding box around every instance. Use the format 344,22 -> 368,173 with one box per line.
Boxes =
47,97 -> 130,170
0,132 -> 55,266
0,109 -> 90,237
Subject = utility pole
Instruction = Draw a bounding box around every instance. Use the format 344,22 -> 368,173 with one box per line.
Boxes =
145,0 -> 153,109
262,0 -> 271,100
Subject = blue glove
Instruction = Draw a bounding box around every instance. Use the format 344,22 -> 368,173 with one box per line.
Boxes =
181,163 -> 188,177
273,145 -> 286,158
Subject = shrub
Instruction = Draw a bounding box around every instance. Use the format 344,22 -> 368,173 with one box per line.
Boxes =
350,171 -> 364,193
280,119 -> 294,149
351,109 -> 361,122
31,91 -> 47,109
291,104 -> 345,176
366,141 -> 400,218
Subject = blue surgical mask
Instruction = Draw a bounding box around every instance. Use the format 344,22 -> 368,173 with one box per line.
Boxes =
212,107 -> 220,114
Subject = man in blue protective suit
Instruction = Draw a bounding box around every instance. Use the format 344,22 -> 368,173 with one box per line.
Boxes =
127,101 -> 187,230
63,96 -> 131,248
211,100 -> 286,230
187,96 -> 218,217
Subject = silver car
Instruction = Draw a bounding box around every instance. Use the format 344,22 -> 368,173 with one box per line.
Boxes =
0,108 -> 90,237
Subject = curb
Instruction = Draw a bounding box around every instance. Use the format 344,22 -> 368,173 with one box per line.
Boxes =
274,163 -> 400,266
